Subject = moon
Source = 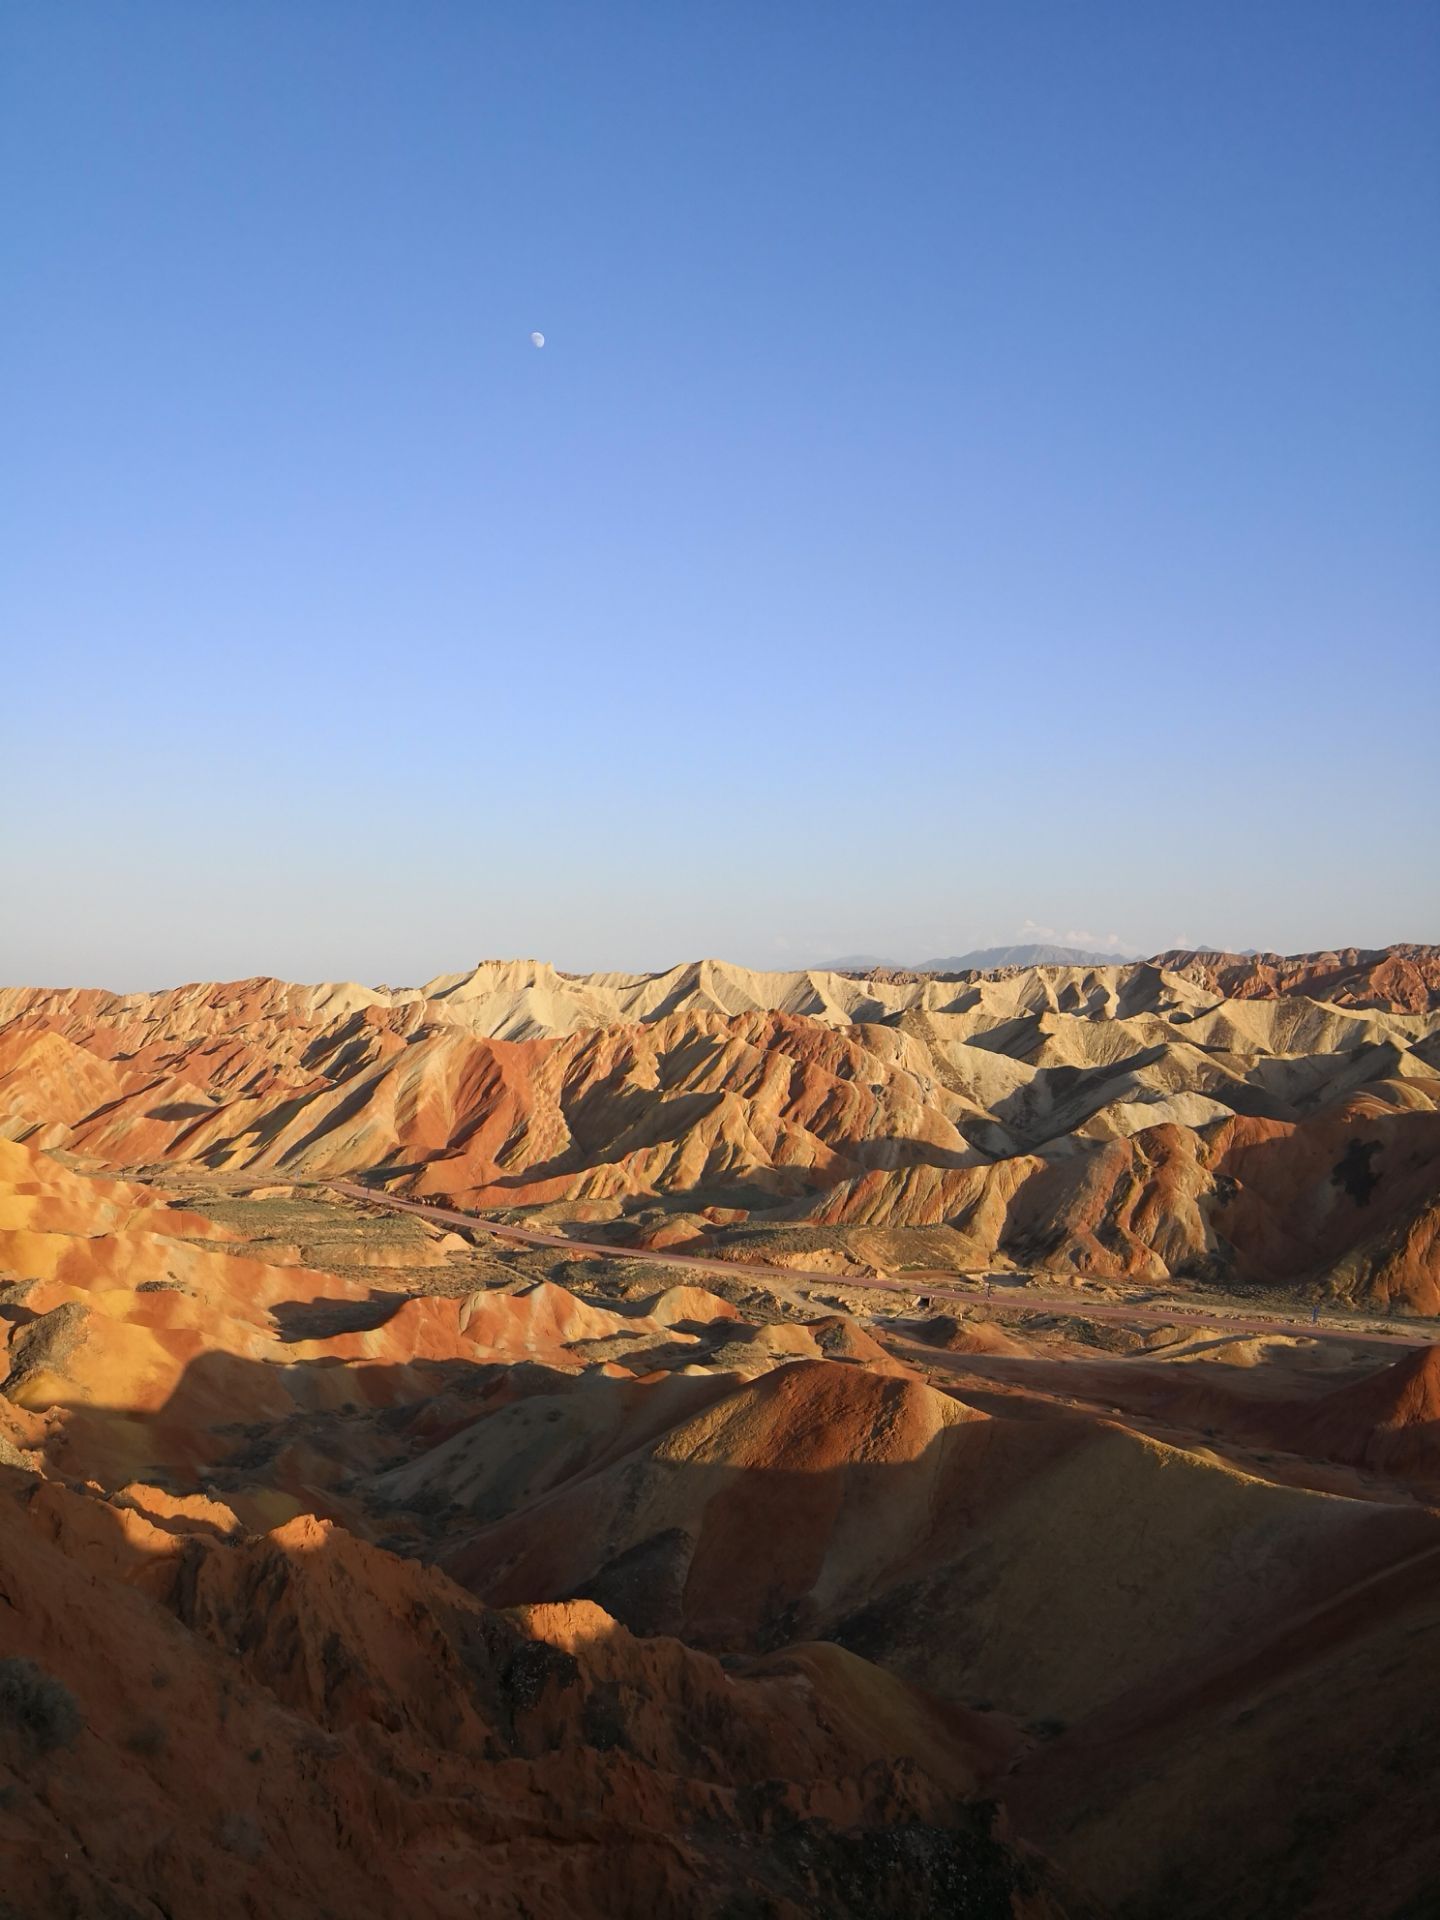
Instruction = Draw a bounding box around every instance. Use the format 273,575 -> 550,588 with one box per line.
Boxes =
529,331 -> 545,348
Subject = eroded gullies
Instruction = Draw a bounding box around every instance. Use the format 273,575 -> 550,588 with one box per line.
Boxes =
1,1123 -> 1438,1915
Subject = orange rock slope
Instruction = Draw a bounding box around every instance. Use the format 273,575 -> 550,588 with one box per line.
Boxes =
0,1139 -> 1073,1918
1152,944 -> 1440,1013
3,1140 -> 1440,1916
3,1474 -> 1064,1920
2,951 -> 1439,1308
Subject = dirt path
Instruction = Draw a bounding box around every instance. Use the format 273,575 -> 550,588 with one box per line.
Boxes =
327,1183 -> 1435,1353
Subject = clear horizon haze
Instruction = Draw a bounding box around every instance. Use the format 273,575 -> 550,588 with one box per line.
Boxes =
5,1 -> 1438,990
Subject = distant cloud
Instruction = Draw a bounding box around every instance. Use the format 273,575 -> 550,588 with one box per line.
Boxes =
1018,918 -> 1130,953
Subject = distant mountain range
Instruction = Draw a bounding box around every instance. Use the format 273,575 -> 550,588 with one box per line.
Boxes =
821,943 -> 1140,973
918,943 -> 1140,970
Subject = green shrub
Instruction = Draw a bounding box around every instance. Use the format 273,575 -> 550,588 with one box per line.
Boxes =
0,1657 -> 82,1756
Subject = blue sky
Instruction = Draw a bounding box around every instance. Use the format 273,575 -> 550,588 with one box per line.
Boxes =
5,1 -> 1437,986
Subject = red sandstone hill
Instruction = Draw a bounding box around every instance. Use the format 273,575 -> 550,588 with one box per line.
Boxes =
1283,1344 -> 1440,1480
0,1140 -> 1076,1917
3,1142 -> 1439,1916
0,1472 -> 1068,1919
2,955 -> 1437,1309
1151,945 -> 1440,1013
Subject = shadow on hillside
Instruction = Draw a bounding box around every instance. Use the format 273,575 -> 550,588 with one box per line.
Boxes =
267,1289 -> 413,1341
358,1126 -> 990,1227
31,1344 -> 1014,1677
32,1328 -> 1439,1670
22,1324 -> 1440,1920
0,1452 -> 1037,1920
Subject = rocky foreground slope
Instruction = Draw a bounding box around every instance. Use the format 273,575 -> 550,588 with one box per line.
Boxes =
2,950 -> 1438,1310
0,1140 -> 1068,1918
1,1136 -> 1438,1915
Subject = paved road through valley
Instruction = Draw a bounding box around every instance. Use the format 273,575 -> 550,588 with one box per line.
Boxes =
327,1182 -> 1434,1354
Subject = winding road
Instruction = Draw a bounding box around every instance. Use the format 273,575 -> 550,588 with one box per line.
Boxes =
328,1182 -> 1434,1354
